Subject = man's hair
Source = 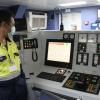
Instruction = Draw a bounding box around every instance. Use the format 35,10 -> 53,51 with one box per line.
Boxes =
0,10 -> 13,24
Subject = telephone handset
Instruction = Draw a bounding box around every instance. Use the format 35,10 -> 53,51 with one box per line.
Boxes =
32,38 -> 38,62
33,38 -> 38,48
23,38 -> 38,62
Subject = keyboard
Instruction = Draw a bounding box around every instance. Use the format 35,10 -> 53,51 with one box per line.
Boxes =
37,72 -> 66,82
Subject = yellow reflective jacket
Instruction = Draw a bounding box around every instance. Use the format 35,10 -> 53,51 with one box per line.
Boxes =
0,38 -> 21,80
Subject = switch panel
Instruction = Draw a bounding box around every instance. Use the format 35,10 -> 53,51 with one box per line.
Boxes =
76,53 -> 83,64
63,72 -> 100,94
92,54 -> 99,67
77,43 -> 87,52
23,39 -> 34,49
83,53 -> 89,65
76,53 -> 89,65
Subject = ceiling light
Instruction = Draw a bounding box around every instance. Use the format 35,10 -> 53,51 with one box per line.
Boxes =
97,0 -> 100,2
59,1 -> 87,7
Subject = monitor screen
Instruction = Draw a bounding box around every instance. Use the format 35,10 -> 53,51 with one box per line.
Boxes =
45,39 -> 74,69
47,42 -> 71,63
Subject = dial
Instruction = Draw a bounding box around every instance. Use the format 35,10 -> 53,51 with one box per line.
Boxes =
70,34 -> 75,39
63,33 -> 69,39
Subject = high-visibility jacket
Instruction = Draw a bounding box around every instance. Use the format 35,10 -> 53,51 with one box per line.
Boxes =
0,38 -> 21,81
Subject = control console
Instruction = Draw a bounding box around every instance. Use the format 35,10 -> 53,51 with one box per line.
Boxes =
63,72 -> 100,94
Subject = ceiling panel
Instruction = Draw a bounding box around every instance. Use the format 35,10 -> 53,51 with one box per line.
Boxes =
0,0 -> 99,10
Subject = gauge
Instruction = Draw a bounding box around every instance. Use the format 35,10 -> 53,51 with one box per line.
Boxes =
88,34 -> 97,43
63,33 -> 69,39
70,34 -> 75,39
79,34 -> 87,42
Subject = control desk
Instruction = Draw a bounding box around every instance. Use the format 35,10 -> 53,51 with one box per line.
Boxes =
21,31 -> 100,100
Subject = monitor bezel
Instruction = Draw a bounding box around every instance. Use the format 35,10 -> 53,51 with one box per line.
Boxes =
45,39 -> 74,69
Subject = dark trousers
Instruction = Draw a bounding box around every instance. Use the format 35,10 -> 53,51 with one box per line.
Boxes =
0,75 -> 28,100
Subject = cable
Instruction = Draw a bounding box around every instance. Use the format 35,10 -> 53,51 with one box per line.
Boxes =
32,48 -> 38,62
54,7 -> 64,31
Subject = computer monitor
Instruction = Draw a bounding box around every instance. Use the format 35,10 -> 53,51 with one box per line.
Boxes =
45,39 -> 74,69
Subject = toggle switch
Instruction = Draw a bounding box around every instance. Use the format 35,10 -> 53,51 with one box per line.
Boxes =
92,54 -> 98,67
76,53 -> 83,64
83,53 -> 89,65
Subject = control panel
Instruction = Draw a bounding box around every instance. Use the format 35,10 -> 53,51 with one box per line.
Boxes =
76,33 -> 100,67
23,39 -> 34,49
23,38 -> 38,49
63,72 -> 100,94
76,34 -> 89,65
22,31 -> 100,100
37,72 -> 66,82
27,31 -> 100,100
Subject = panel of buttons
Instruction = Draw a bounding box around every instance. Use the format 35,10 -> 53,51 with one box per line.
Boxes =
63,72 -> 100,94
23,39 -> 34,49
77,43 -> 87,53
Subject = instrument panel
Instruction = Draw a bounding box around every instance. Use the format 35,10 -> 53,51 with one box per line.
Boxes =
63,72 -> 100,94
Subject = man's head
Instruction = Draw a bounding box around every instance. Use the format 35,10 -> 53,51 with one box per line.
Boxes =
0,10 -> 15,38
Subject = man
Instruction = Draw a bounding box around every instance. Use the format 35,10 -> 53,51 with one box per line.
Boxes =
0,10 -> 27,100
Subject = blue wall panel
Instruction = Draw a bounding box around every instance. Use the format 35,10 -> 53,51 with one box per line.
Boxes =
47,11 -> 59,30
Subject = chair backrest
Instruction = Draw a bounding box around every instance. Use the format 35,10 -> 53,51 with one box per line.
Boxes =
39,90 -> 62,100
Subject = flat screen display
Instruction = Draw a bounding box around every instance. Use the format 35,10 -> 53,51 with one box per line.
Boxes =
47,42 -> 71,63
45,39 -> 74,69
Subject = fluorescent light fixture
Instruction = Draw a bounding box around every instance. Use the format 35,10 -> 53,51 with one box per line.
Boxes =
59,1 -> 87,7
97,0 -> 100,2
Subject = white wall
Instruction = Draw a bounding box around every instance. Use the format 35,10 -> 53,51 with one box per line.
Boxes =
59,12 -> 81,30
